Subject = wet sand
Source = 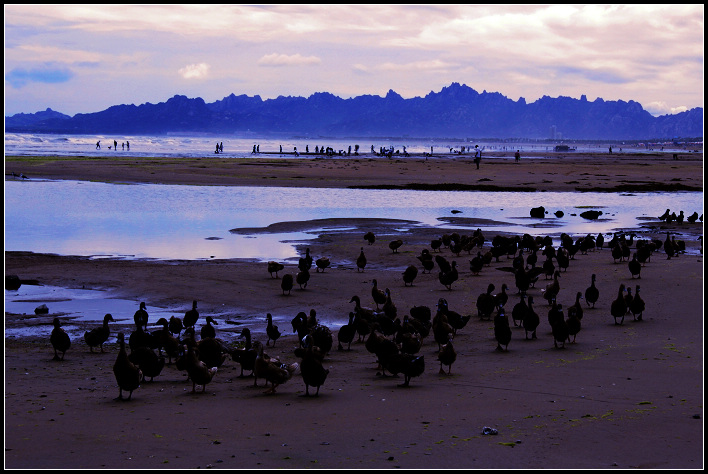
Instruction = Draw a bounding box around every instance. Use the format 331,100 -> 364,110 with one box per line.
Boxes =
4,151 -> 704,468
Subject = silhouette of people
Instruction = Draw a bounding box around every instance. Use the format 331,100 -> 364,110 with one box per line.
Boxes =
96,141 -> 101,149
257,145 -> 260,152
220,142 -> 223,153
306,145 -> 309,153
122,142 -> 125,150
294,146 -> 299,156
608,146 -> 612,154
252,145 -> 257,154
280,145 -> 283,153
114,140 -> 117,150
515,150 -> 521,162
126,141 -> 129,150
474,145 -> 483,169
216,143 -> 220,154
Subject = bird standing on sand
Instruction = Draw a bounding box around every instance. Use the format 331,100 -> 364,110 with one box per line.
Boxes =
281,273 -> 294,295
50,317 -> 71,361
84,313 -> 115,353
629,285 -> 645,321
356,247 -> 367,272
628,253 -> 642,279
267,261 -> 285,278
585,274 -> 600,308
113,333 -> 141,400
437,336 -> 456,375
183,300 -> 199,329
524,296 -> 540,340
364,231 -> 376,245
133,302 -> 149,331
611,284 -> 627,325
266,313 -> 281,347
494,307 -> 512,352
402,265 -> 418,286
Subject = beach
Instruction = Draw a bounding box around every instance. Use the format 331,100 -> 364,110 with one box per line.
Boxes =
4,150 -> 704,469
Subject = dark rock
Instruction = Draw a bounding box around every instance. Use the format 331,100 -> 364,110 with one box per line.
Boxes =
554,210 -> 564,218
580,210 -> 603,220
35,304 -> 49,315
6,275 -> 21,291
530,206 -> 546,218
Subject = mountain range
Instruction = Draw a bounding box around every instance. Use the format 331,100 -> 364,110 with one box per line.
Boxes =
5,82 -> 703,140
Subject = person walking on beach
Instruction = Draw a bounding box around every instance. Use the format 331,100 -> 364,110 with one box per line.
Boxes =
515,150 -> 521,163
474,145 -> 482,169
114,140 -> 117,150
126,141 -> 130,151
96,141 -> 101,149
220,142 -> 223,153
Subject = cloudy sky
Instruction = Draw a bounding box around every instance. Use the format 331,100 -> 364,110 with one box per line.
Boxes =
4,4 -> 704,117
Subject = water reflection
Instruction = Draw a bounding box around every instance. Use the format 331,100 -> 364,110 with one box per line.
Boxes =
4,180 -> 702,261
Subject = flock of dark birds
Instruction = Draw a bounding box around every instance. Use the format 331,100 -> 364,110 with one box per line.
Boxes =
48,208 -> 701,401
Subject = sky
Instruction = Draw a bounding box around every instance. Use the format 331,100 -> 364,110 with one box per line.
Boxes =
4,4 -> 704,117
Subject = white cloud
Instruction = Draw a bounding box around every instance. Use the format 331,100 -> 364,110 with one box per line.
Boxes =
257,53 -> 321,67
645,101 -> 689,116
178,63 -> 210,80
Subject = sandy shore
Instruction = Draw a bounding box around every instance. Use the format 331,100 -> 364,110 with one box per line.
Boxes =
4,152 -> 704,469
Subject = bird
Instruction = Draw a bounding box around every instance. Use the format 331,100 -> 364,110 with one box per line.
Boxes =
265,313 -> 281,347
291,312 -> 311,344
511,294 -> 528,327
380,351 -> 425,387
152,317 -> 181,363
128,345 -> 165,382
596,233 -> 605,251
396,321 -> 423,354
184,343 -> 218,393
113,333 -> 141,400
129,321 -> 155,353
294,335 -> 329,396
389,239 -> 403,253
183,300 -> 199,329
551,311 -> 570,349
432,302 -> 455,351
585,274 -> 600,308
437,336 -> 457,375
437,297 -> 470,336
200,316 -> 218,340
438,260 -> 459,290
231,327 -> 257,378
430,238 -> 443,252
84,313 -> 115,353
309,323 -> 334,355
687,211 -> 699,223
524,296 -> 540,340
494,307 -> 512,352
494,283 -> 509,309
296,267 -> 310,289
168,315 -> 184,338
567,292 -> 584,322
197,336 -> 230,369
542,271 -> 561,305
629,285 -> 645,321
315,256 -> 330,272
133,301 -> 149,331
476,283 -> 496,320
356,247 -> 367,272
337,312 -> 357,351
566,311 -> 581,343
628,253 -> 642,279
542,254 -> 556,279
402,264 -> 418,286
382,288 -> 397,320
364,231 -> 376,245
253,341 -> 299,394
371,279 -> 387,309
281,273 -> 294,295
298,248 -> 313,272
611,284 -> 628,325
50,317 -> 71,361
267,261 -> 285,278
469,252 -> 484,275
435,254 -> 452,274
417,249 -> 435,273
624,286 -> 634,314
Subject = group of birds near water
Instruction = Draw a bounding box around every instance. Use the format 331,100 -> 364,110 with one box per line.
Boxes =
49,209 -> 700,400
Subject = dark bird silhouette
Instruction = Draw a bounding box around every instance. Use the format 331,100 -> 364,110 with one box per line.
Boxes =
183,300 -> 199,329
476,283 -> 496,320
494,307 -> 512,352
152,317 -> 181,363
315,256 -> 331,273
430,238 -> 443,252
298,248 -> 313,272
133,301 -> 149,331
629,285 -> 645,321
184,343 -> 218,393
432,302 -> 454,351
364,231 -> 376,245
113,333 -> 141,400
294,334 -> 329,396
371,279 -> 387,309
380,351 -> 425,387
389,239 -> 403,253
402,264 -> 418,286
437,336 -> 457,375
596,233 -> 605,251
337,312 -> 357,351
438,260 -> 459,290
551,310 -> 570,349
469,252 -> 484,275
437,297 -> 470,336
296,267 -> 310,289
435,255 -> 452,274
128,346 -> 165,382
417,249 -> 435,273
511,294 -> 528,327
567,291 -> 584,322
566,312 -> 581,343
168,315 -> 184,338
84,313 -> 115,353
356,247 -> 367,272
267,261 -> 285,278
611,284 -> 627,325
265,313 -> 281,347
585,273 -> 600,308
542,270 -> 561,305
624,286 -> 634,314
524,296 -> 540,340
50,317 -> 71,361
281,273 -> 294,295
200,316 -> 218,340
231,327 -> 257,378
494,283 -> 509,309
628,253 -> 642,279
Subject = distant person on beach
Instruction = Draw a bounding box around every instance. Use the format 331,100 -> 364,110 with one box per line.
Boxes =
306,145 -> 309,153
122,142 -> 125,150
252,145 -> 257,154
96,141 -> 101,149
114,140 -> 117,150
474,145 -> 481,169
280,145 -> 283,153
126,141 -> 129,150
257,145 -> 260,152
294,146 -> 299,156
609,146 -> 612,154
215,143 -> 220,154
515,150 -> 521,162
220,142 -> 223,153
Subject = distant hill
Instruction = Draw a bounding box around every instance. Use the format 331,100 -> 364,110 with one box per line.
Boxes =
5,83 -> 703,140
